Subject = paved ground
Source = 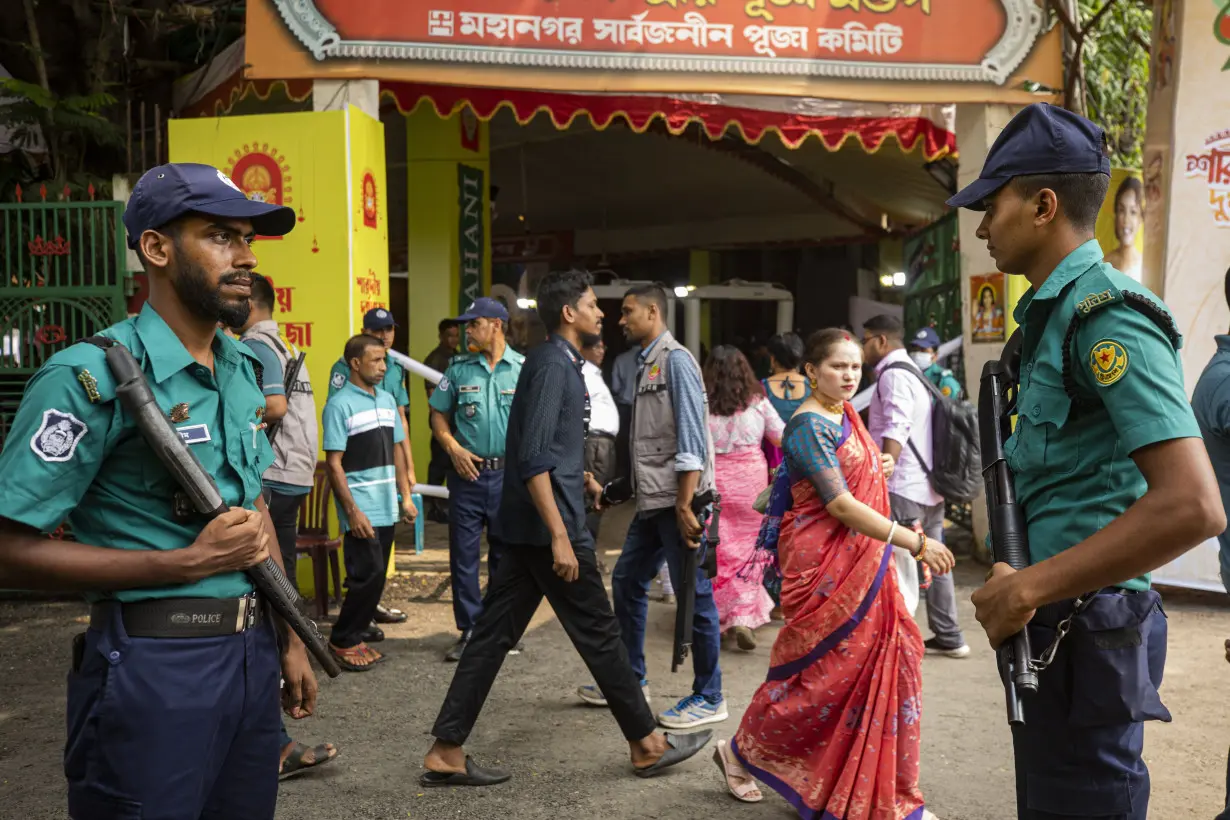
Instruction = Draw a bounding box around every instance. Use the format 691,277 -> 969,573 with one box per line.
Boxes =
3,504 -> 1230,819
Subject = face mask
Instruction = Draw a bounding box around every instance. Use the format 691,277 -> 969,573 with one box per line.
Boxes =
910,352 -> 935,369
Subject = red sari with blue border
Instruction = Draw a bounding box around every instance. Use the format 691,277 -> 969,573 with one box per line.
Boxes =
733,403 -> 926,820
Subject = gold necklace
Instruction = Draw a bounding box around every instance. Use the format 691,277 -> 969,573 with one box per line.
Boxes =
816,395 -> 844,415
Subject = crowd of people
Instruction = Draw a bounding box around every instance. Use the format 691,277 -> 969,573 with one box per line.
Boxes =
6,102 -> 1230,820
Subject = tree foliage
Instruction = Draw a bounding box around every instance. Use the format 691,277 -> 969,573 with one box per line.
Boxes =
1077,0 -> 1153,169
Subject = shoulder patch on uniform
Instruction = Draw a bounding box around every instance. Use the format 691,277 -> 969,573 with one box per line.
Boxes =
1090,339 -> 1129,386
941,385 -> 953,397
30,409 -> 88,462
330,371 -> 346,389
437,375 -> 450,392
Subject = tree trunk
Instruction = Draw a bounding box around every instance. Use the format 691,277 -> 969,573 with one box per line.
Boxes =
21,0 -> 59,179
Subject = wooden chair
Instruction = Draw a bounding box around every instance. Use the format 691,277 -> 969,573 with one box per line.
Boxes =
295,462 -> 343,619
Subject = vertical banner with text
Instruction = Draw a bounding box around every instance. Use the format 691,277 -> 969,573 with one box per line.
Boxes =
458,163 -> 485,314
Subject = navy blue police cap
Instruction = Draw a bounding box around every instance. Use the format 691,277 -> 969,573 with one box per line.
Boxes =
947,103 -> 1111,211
123,162 -> 296,249
363,307 -> 397,330
454,297 -> 509,323
910,326 -> 941,350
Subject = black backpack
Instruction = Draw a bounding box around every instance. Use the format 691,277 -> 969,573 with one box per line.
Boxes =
879,362 -> 982,502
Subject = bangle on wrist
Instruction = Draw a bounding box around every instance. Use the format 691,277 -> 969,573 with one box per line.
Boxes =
886,521 -> 897,547
915,533 -> 928,561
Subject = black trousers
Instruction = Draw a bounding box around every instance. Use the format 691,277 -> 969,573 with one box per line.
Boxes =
614,404 -> 633,483
431,537 -> 657,746
331,525 -> 396,648
427,438 -> 449,514
265,489 -> 304,593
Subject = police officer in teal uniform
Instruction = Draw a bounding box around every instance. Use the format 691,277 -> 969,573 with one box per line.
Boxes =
429,297 -> 524,662
908,326 -> 963,400
0,163 -> 319,818
956,105 -> 1224,819
328,306 -> 414,625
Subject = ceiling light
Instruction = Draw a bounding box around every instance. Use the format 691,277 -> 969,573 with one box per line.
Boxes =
879,273 -> 895,288
673,286 -> 690,298
893,271 -> 907,287
516,298 -> 536,309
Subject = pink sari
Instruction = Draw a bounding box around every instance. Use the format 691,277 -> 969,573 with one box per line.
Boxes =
733,403 -> 925,820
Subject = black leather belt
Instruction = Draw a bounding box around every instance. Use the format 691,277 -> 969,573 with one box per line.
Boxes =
481,457 -> 505,471
588,431 -> 616,441
90,593 -> 265,638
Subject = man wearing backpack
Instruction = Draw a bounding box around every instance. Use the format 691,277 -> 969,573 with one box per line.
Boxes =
863,313 -> 970,658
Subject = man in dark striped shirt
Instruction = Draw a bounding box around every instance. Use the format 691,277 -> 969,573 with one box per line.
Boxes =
420,271 -> 712,787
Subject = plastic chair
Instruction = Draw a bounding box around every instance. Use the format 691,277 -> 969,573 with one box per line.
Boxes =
295,462 -> 343,619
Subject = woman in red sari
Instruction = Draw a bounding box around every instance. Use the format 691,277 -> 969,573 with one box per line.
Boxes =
713,329 -> 955,819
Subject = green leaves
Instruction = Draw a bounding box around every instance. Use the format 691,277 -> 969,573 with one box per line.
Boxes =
1078,0 -> 1152,168
0,78 -> 122,151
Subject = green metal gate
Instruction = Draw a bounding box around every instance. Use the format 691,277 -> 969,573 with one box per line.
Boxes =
0,188 -> 129,451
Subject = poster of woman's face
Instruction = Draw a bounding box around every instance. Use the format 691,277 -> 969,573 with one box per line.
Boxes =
970,272 -> 1006,343
1097,168 -> 1145,282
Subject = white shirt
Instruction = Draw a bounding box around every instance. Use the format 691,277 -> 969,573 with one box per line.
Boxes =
583,361 -> 620,437
868,348 -> 942,507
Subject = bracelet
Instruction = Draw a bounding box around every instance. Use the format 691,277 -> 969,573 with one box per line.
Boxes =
886,521 -> 897,547
915,534 -> 928,562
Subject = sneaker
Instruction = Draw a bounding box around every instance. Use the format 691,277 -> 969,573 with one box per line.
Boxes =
445,633 -> 470,663
577,680 -> 650,708
924,637 -> 971,659
658,694 -> 729,729
508,640 -> 525,656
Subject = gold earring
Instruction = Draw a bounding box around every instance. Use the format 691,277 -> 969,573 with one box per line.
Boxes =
809,378 -> 818,390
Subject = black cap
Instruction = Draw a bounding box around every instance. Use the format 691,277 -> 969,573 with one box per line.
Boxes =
947,104 -> 1111,211
122,162 -> 297,249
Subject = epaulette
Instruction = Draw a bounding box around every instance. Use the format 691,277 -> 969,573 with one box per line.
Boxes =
1072,268 -> 1123,317
449,353 -> 476,367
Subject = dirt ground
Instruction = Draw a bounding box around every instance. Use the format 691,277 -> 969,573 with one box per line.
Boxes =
3,504 -> 1230,819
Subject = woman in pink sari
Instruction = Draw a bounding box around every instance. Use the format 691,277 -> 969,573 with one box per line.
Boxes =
704,346 -> 785,650
712,329 -> 954,819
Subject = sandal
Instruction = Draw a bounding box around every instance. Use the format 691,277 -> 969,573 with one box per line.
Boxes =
279,741 -> 339,780
713,740 -> 762,803
329,642 -> 375,672
359,644 -> 387,664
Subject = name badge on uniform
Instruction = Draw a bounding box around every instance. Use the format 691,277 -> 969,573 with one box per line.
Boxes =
177,424 -> 212,445
459,385 -> 481,393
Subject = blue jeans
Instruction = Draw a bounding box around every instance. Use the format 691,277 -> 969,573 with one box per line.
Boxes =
1011,590 -> 1169,819
66,604 -> 280,819
612,507 -> 722,701
449,468 -> 506,633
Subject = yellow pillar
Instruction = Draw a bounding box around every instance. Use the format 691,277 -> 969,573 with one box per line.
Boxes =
689,250 -> 712,352
170,105 -> 390,591
405,102 -> 491,472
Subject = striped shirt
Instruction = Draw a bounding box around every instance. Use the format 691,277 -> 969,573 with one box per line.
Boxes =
322,381 -> 405,531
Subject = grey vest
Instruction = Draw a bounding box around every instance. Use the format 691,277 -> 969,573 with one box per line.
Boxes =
630,331 -> 715,513
241,320 -> 319,489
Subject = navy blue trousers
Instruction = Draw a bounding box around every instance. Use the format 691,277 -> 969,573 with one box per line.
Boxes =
1011,590 -> 1169,819
65,603 -> 281,820
448,467 -> 505,634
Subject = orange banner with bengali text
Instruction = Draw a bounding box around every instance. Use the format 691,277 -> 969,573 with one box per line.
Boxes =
248,0 -> 1062,104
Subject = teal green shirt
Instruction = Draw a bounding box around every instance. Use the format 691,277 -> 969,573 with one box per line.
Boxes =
0,303 -> 274,602
1006,240 -> 1201,591
328,353 -> 409,408
428,346 -> 525,459
923,362 -> 963,400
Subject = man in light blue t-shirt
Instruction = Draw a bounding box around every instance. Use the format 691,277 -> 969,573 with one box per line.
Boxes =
322,334 -> 416,672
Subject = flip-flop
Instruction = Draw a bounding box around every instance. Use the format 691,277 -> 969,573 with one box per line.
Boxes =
329,643 -> 374,672
279,742 -> 339,781
712,740 -> 763,802
359,643 -> 388,664
419,756 -> 511,788
633,730 -> 713,778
